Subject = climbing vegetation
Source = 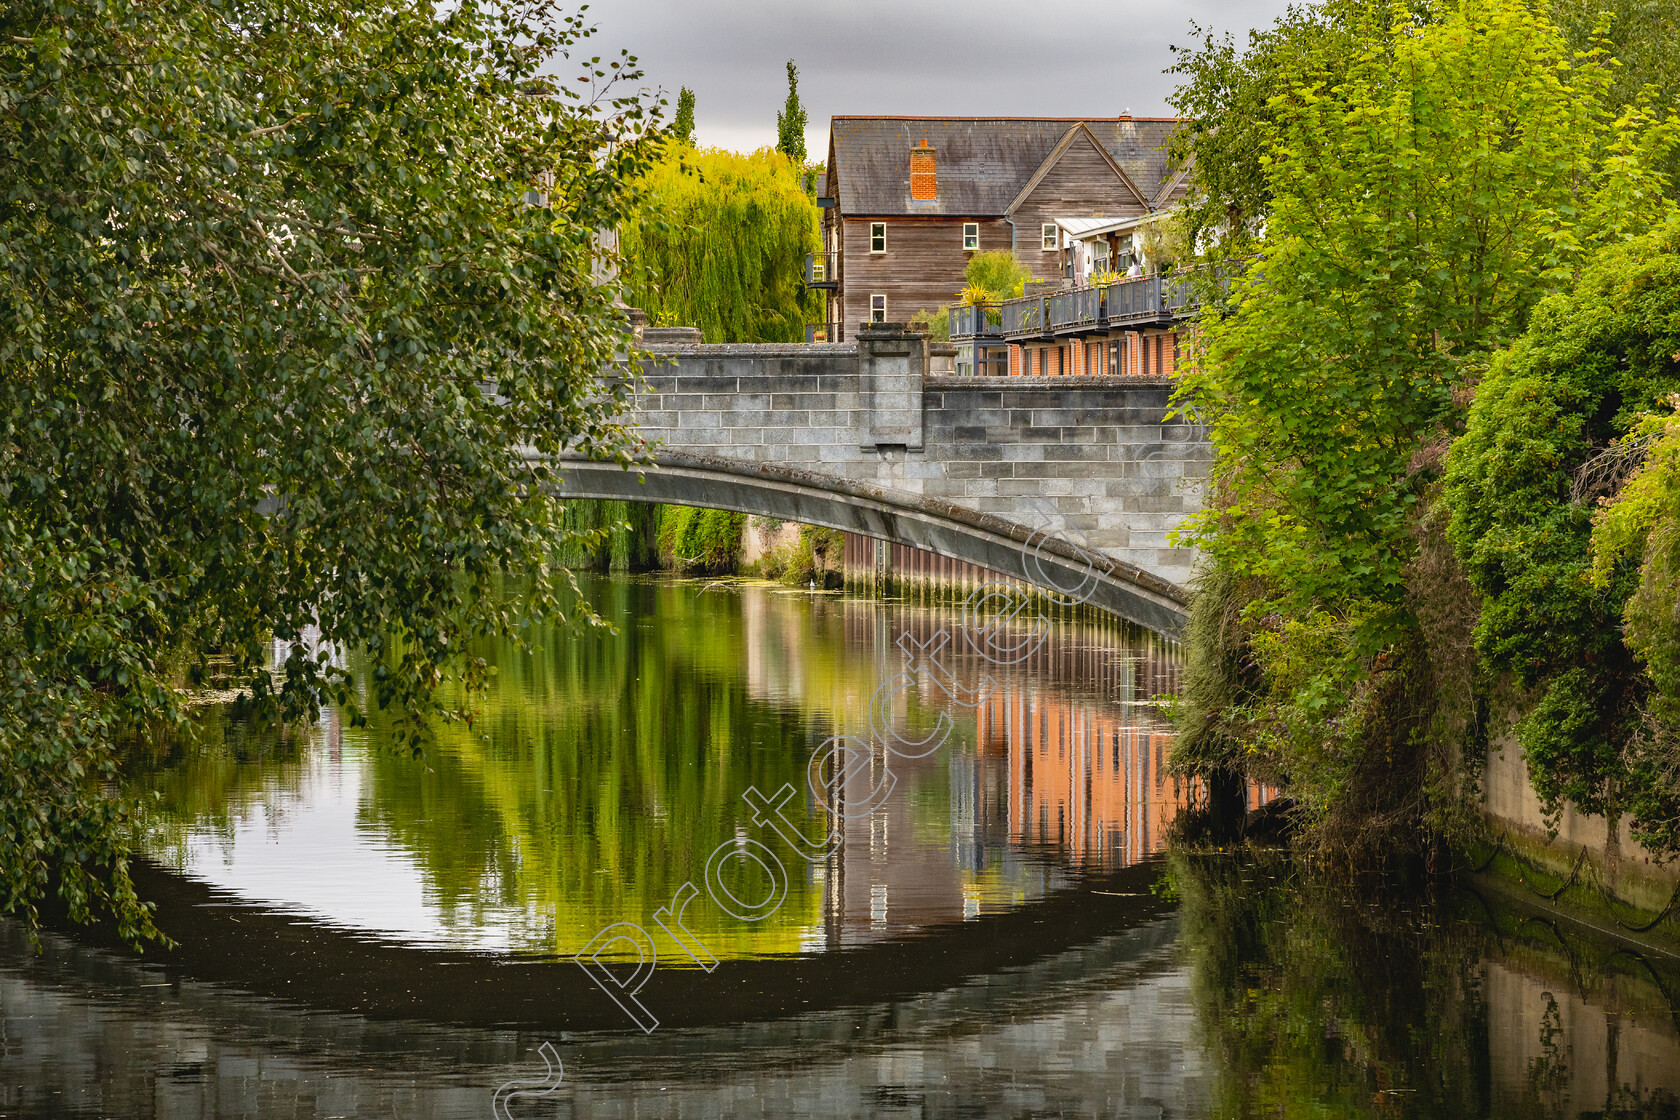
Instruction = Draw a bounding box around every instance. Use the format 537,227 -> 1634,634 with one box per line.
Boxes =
658,507 -> 747,573
1445,219 -> 1680,853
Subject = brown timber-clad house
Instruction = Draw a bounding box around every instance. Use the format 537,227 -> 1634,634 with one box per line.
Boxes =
816,115 -> 1191,340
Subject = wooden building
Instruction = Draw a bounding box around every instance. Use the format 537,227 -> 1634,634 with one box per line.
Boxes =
816,116 -> 1189,340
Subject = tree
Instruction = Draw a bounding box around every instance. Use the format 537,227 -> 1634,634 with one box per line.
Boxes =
1166,0 -> 1399,259
776,59 -> 808,167
619,147 -> 822,343
961,250 -> 1030,302
672,87 -> 696,145
1171,0 -> 1676,851
0,0 -> 658,942
1549,0 -> 1680,188
1168,0 -> 1680,263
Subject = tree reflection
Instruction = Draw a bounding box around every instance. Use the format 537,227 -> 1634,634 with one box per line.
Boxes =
1170,845 -> 1680,1119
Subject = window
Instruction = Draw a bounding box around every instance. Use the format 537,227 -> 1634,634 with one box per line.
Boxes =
1056,347 -> 1065,376
1042,223 -> 1058,252
963,222 -> 979,251
1021,349 -> 1032,376
870,222 -> 886,253
910,144 -> 937,200
870,294 -> 887,323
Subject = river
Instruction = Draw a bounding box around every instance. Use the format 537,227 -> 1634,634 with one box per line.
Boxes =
2,575 -> 1677,1117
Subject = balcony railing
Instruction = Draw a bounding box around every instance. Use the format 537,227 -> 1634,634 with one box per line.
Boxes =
1046,286 -> 1104,330
805,321 -> 843,342
1101,275 -> 1161,325
997,271 -> 1203,338
947,303 -> 1002,340
804,251 -> 839,290
1163,274 -> 1198,316
1001,297 -> 1044,336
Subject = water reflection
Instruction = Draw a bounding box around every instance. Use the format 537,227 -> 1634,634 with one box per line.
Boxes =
131,578 -> 1196,958
7,849 -> 1680,1117
3,576 -> 1676,1117
1170,847 -> 1680,1119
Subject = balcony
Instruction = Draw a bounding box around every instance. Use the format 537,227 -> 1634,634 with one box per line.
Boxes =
997,272 -> 1202,339
946,303 -> 1002,340
804,250 -> 838,290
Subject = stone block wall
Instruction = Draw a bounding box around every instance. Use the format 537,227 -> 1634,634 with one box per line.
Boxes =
626,330 -> 1208,588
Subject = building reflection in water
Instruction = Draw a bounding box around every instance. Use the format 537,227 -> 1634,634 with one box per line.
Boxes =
741,590 -> 1278,952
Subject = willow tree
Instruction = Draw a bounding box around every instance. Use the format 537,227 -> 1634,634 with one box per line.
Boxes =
620,146 -> 822,343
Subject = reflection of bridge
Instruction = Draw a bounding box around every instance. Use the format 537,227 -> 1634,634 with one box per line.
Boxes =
557,323 -> 1210,631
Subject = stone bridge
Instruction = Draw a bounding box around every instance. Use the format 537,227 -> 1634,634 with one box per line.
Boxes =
557,324 -> 1210,631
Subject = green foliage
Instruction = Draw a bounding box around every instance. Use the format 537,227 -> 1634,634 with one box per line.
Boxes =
962,250 -> 1029,301
752,524 -> 842,587
1171,560 -> 1267,782
1445,218 -> 1680,848
0,0 -> 657,940
776,60 -> 808,166
672,87 -> 696,145
1549,0 -> 1680,189
1167,0 -> 1398,258
1174,0 -> 1677,853
1183,0 -> 1672,620
659,506 -> 746,573
556,501 -> 661,573
1168,0 -> 1680,262
907,308 -> 951,341
619,146 -> 822,342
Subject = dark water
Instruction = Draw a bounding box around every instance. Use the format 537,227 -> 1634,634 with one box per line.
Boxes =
2,577 -> 1678,1118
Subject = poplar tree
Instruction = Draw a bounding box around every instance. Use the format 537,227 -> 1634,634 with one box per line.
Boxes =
673,87 -> 696,145
776,59 -> 808,166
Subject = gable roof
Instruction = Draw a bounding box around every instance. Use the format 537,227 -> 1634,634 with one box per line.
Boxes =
825,115 -> 1183,218
1002,122 -> 1150,215
1150,153 -> 1195,209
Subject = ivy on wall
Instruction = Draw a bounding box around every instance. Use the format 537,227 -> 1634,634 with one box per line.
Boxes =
1445,219 -> 1680,852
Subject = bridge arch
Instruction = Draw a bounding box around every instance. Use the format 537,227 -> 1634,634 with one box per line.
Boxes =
555,454 -> 1189,633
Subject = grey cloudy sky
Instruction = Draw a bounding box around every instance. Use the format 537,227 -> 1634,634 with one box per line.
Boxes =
583,0 -> 1296,154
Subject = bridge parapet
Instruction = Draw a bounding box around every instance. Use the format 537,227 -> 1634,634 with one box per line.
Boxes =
565,326 -> 1210,622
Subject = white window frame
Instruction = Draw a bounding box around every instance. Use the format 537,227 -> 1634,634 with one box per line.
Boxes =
870,222 -> 886,254
962,222 -> 979,251
870,294 -> 887,323
1041,223 -> 1058,252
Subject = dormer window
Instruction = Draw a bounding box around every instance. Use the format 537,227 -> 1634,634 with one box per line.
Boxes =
910,142 -> 937,200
